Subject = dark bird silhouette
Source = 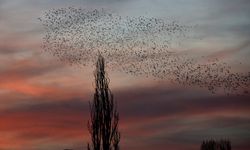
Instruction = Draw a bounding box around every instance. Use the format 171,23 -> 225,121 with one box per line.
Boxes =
40,7 -> 250,95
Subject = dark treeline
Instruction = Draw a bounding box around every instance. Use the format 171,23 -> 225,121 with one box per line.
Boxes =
201,139 -> 231,150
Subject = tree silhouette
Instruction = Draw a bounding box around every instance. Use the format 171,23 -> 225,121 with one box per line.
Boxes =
87,55 -> 120,150
201,139 -> 231,150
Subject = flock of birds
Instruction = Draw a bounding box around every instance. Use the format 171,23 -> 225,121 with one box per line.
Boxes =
40,7 -> 250,95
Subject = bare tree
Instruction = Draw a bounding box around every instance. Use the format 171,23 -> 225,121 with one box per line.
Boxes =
201,139 -> 231,150
88,55 -> 120,150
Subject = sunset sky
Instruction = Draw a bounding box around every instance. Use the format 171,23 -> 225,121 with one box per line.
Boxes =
0,0 -> 250,150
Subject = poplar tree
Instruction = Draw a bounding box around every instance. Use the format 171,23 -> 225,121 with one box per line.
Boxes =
87,55 -> 120,150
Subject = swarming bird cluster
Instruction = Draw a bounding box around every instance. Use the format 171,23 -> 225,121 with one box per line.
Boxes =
40,7 -> 250,95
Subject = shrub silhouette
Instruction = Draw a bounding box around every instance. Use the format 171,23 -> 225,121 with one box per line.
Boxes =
201,139 -> 231,150
87,55 -> 120,150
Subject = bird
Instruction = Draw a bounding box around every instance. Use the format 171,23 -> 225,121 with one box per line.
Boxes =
40,7 -> 250,95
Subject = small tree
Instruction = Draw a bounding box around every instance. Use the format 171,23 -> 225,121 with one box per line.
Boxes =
87,55 -> 120,150
201,139 -> 231,150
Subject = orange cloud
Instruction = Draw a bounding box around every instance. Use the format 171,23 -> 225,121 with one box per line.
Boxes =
0,103 -> 88,150
0,81 -> 58,96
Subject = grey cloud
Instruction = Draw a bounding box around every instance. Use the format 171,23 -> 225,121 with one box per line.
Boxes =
136,117 -> 250,150
0,98 -> 89,116
115,85 -> 250,120
0,59 -> 63,82
166,117 -> 250,143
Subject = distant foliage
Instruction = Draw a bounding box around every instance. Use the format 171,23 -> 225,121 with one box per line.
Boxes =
201,139 -> 231,150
